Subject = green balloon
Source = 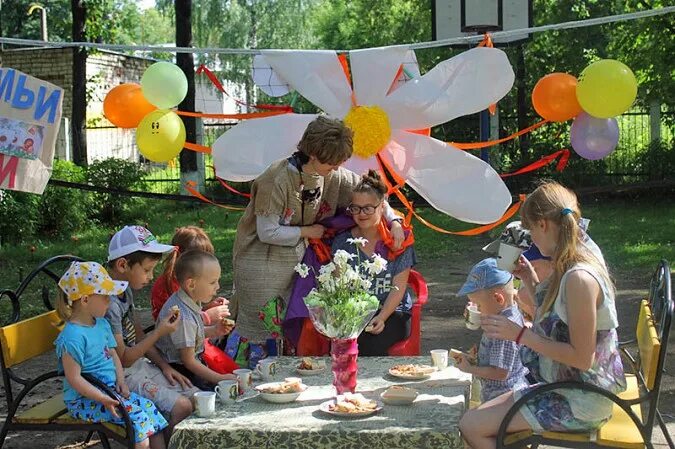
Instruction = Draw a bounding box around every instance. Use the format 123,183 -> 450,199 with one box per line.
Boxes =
141,62 -> 188,109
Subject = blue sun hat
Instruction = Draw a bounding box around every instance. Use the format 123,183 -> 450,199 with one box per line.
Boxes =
458,258 -> 513,296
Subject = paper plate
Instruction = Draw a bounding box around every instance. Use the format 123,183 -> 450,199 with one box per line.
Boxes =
319,399 -> 382,418
387,366 -> 435,380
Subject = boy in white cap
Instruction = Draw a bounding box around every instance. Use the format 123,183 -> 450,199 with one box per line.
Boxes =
105,225 -> 200,436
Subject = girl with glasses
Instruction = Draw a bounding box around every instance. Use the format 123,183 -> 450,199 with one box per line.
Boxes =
331,170 -> 417,356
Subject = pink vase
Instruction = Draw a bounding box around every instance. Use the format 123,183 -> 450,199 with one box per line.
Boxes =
330,338 -> 359,394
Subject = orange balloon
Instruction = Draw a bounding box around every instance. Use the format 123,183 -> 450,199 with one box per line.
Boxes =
532,73 -> 582,122
103,83 -> 157,128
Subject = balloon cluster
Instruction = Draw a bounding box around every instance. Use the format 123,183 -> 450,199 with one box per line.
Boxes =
531,59 -> 637,160
103,62 -> 188,162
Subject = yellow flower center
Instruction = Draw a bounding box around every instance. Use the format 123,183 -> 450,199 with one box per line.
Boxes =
343,105 -> 391,159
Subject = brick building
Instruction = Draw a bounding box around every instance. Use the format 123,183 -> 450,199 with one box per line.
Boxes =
0,47 -> 154,162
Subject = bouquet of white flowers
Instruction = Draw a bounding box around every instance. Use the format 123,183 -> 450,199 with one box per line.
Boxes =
294,237 -> 386,339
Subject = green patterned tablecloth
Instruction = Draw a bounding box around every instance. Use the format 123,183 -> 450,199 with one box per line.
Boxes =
169,356 -> 471,449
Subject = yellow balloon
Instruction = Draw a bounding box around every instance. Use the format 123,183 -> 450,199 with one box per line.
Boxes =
136,110 -> 186,162
576,59 -> 637,118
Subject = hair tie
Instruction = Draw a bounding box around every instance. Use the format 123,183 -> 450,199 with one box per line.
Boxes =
561,207 -> 574,216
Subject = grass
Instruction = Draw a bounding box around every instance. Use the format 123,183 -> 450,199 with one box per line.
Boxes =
581,196 -> 675,279
1,195 -> 673,322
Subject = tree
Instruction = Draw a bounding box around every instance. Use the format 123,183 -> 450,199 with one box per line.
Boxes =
175,0 -> 199,189
71,0 -> 87,166
0,0 -> 71,41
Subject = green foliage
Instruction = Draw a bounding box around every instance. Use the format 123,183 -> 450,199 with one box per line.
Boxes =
0,0 -> 72,41
0,190 -> 40,244
38,160 -> 91,237
86,158 -> 147,223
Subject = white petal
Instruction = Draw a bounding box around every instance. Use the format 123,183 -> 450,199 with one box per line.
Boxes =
384,130 -> 512,224
342,155 -> 380,176
261,50 -> 352,118
252,54 -> 291,97
381,47 -> 515,130
212,114 -> 318,181
349,46 -> 409,106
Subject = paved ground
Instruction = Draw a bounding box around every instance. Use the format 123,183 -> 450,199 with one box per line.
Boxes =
1,253 -> 673,448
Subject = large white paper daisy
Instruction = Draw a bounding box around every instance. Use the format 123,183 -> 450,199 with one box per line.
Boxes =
212,46 -> 515,224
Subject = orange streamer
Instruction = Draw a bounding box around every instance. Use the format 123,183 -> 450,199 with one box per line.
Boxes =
184,142 -> 211,154
216,177 -> 251,199
374,153 -> 521,236
184,181 -> 246,211
411,196 -> 525,236
449,120 -> 549,150
175,110 -> 289,120
477,34 -> 497,115
196,65 -> 292,112
500,149 -> 570,178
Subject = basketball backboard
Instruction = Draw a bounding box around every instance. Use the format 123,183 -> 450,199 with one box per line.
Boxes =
432,0 -> 533,46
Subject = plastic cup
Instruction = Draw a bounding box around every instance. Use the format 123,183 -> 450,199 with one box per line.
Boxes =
430,349 -> 449,370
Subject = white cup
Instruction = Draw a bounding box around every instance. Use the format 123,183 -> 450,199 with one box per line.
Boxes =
214,379 -> 239,404
496,243 -> 523,272
465,304 -> 481,330
233,368 -> 253,393
193,391 -> 216,417
255,358 -> 278,382
430,349 -> 449,370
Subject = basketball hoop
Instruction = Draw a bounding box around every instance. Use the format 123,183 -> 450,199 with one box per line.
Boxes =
432,0 -> 533,47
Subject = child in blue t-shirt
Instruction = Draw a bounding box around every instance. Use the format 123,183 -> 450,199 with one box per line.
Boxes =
55,261 -> 168,449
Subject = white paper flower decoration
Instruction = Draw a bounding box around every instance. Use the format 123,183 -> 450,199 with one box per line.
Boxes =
213,46 -> 515,224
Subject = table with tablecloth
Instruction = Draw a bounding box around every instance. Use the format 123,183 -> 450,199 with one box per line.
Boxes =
168,356 -> 472,449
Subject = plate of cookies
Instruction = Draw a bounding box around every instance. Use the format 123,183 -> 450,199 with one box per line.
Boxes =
296,357 -> 326,376
388,364 -> 436,380
319,393 -> 382,418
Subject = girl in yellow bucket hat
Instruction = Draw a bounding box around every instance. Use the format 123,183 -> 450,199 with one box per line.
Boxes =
56,261 -> 169,448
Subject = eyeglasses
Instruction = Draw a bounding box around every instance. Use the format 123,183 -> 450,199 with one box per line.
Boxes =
347,203 -> 381,216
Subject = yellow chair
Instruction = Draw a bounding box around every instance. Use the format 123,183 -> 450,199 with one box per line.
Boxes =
496,259 -> 674,449
0,255 -> 136,449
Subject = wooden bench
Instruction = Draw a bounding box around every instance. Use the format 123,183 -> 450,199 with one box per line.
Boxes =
496,259 -> 674,449
0,255 -> 136,449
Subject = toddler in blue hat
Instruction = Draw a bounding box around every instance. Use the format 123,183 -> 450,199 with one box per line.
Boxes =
454,258 -> 529,403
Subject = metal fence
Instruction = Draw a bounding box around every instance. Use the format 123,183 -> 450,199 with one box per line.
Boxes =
83,108 -> 673,195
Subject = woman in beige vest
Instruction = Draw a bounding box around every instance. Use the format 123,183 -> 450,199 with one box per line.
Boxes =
230,116 -> 404,360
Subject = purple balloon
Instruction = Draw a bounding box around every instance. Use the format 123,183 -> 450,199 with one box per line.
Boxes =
570,112 -> 620,160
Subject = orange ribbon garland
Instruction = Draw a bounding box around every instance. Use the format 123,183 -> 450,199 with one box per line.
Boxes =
477,34 -> 497,115
184,142 -> 211,154
175,110 -> 290,120
216,177 -> 251,199
196,65 -> 293,112
500,149 -> 570,178
377,218 -> 415,261
449,120 -> 549,150
412,195 -> 525,236
374,154 -> 523,236
184,181 -> 246,211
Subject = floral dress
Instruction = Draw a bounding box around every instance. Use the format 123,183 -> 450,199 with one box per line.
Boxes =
515,264 -> 626,432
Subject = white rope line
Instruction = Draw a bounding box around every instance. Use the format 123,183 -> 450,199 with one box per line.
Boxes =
0,6 -> 672,55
